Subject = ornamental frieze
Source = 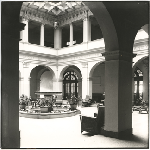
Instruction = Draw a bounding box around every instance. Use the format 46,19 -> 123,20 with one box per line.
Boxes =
19,54 -> 56,63
20,4 -> 93,27
58,53 -> 102,62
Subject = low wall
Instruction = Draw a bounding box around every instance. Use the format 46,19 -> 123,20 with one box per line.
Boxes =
19,109 -> 81,119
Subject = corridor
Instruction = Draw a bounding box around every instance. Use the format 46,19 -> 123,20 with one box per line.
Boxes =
19,105 -> 149,148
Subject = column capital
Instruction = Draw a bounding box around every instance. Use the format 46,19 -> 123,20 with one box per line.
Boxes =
20,16 -> 29,22
102,51 -> 137,62
40,23 -> 45,26
22,62 -> 30,68
83,17 -> 88,22
82,62 -> 88,68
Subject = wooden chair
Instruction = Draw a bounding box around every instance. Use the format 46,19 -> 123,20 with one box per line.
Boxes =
80,106 -> 105,135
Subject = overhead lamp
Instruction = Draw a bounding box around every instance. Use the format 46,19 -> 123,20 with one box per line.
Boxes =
54,22 -> 59,29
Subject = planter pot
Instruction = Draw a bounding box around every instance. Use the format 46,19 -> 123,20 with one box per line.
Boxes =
19,104 -> 26,110
70,104 -> 77,110
40,107 -> 49,113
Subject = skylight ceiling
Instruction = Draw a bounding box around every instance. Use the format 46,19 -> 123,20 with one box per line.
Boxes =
23,1 -> 84,15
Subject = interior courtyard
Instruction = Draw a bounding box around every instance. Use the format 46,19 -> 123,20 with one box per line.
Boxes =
1,1 -> 149,149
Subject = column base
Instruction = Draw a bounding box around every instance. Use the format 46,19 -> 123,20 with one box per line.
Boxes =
101,127 -> 133,139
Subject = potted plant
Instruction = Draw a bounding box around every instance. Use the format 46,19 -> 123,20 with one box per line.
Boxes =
67,95 -> 78,110
19,94 -> 29,110
37,96 -> 56,113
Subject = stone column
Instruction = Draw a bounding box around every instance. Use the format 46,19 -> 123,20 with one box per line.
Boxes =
82,62 -> 88,99
83,17 -> 91,42
2,2 -> 24,148
88,77 -> 93,98
19,77 -> 24,97
143,64 -> 149,101
102,51 -> 136,138
40,24 -> 44,46
23,62 -> 30,97
69,23 -> 73,46
20,18 -> 28,42
53,79 -> 63,100
54,27 -> 62,49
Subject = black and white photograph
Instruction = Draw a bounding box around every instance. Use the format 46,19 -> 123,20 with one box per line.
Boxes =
1,1 -> 149,149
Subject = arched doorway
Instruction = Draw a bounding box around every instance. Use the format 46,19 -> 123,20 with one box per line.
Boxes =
30,65 -> 55,100
134,67 -> 143,105
63,71 -> 78,99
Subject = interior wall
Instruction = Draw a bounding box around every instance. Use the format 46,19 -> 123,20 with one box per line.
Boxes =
92,64 -> 105,102
40,71 -> 53,92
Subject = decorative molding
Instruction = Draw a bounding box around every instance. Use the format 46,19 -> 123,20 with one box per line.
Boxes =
20,4 -> 93,27
20,54 -> 56,63
102,51 -> 137,62
58,52 -> 102,63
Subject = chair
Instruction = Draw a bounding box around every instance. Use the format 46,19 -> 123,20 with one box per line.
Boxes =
80,106 -> 105,135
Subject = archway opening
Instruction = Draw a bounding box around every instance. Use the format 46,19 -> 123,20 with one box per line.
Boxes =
30,65 -> 55,100
134,67 -> 143,106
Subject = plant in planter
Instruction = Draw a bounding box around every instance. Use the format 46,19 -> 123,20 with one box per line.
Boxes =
37,96 -> 56,113
67,95 -> 78,110
19,94 -> 29,110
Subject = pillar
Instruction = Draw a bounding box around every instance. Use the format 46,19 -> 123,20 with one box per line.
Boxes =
20,17 -> 28,43
23,62 -> 30,97
83,17 -> 91,42
53,79 -> 63,100
40,24 -> 44,46
54,27 -> 62,49
69,23 -> 73,46
82,63 -> 88,99
102,51 -> 135,138
143,66 -> 149,101
19,77 -> 24,97
88,77 -> 93,98
1,2 -> 24,148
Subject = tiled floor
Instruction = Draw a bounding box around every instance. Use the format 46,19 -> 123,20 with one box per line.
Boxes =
19,105 -> 149,148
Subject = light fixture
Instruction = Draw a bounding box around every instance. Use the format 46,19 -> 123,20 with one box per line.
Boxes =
54,22 -> 59,29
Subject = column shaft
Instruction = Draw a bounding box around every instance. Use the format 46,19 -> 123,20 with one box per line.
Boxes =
82,63 -> 88,99
83,17 -> 91,42
23,64 -> 30,97
40,24 -> 44,46
70,23 -> 73,46
102,51 -> 134,138
54,28 -> 62,49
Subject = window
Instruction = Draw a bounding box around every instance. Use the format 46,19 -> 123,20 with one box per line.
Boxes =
63,71 -> 78,99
